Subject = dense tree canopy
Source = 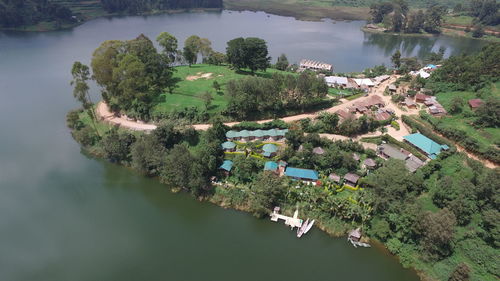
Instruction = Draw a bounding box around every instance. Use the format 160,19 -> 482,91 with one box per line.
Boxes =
101,0 -> 223,14
0,0 -> 74,28
226,37 -> 271,73
91,34 -> 176,120
225,72 -> 328,119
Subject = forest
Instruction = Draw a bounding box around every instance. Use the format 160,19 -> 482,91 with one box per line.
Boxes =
0,0 -> 223,29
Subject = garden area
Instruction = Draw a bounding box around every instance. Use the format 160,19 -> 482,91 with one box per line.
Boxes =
152,64 -> 289,116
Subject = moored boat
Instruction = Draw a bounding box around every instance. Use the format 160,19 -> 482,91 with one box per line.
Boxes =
297,218 -> 309,238
304,219 -> 315,234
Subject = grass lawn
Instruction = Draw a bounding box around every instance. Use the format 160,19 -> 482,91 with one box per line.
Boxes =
443,15 -> 474,26
435,85 -> 500,149
152,64 -> 290,115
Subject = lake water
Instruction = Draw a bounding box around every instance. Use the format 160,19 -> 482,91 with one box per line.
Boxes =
0,10 -> 486,281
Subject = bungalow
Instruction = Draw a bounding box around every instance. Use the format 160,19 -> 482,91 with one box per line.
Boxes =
251,129 -> 265,140
373,75 -> 390,85
336,110 -> 355,121
401,98 -> 417,108
405,155 -> 425,173
388,84 -> 397,92
239,130 -> 250,141
374,111 -> 392,122
328,173 -> 341,183
353,78 -> 375,88
468,99 -> 483,110
221,141 -> 236,152
313,147 -> 325,155
415,93 -> 431,103
262,143 -> 278,157
285,167 -> 319,184
219,160 -> 233,175
377,144 -> 424,172
264,161 -> 279,173
363,158 -> 377,169
299,59 -> 333,72
378,143 -> 407,160
226,130 -> 239,141
325,76 -> 348,88
429,105 -> 447,116
344,173 -> 360,187
403,133 -> 449,160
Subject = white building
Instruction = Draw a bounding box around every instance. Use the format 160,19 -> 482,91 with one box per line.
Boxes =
299,59 -> 333,72
325,76 -> 348,87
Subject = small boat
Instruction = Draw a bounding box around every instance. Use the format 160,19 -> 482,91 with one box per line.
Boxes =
303,219 -> 315,234
297,219 -> 309,238
348,237 -> 371,248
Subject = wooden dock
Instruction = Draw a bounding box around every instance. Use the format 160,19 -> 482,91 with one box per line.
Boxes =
270,207 -> 303,229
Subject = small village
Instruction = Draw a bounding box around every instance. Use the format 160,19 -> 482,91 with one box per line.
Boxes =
217,59 -> 454,242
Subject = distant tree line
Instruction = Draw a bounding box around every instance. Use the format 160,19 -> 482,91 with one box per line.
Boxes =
370,0 -> 447,34
455,0 -> 499,26
101,0 -> 222,14
0,0 -> 222,29
0,0 -> 74,28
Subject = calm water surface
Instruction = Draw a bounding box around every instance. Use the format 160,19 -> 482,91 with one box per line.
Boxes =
0,10 -> 486,281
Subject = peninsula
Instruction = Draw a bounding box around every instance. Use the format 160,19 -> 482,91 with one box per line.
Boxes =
66,30 -> 499,281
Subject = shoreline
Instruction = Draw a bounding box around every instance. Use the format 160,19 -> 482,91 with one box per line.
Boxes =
0,8 -> 223,33
361,25 -> 500,42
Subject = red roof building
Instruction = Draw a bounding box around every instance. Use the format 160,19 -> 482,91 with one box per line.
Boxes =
468,99 -> 483,109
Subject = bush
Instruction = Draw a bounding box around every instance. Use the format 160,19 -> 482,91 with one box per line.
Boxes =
391,121 -> 400,130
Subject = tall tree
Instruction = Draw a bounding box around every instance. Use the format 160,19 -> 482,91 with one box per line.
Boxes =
70,61 -> 99,136
275,53 -> 289,71
244,37 -> 271,73
418,208 -> 457,259
156,32 -> 178,64
424,4 -> 446,34
391,50 -> 402,69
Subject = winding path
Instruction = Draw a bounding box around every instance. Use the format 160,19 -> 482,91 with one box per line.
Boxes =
96,77 -> 397,131
95,77 -> 498,169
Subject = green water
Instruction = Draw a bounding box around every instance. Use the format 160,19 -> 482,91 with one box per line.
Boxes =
0,10 -> 486,281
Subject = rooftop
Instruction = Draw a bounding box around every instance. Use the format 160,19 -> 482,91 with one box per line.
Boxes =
285,167 -> 319,181
403,133 -> 447,159
220,160 -> 233,172
344,173 -> 360,184
468,99 -> 483,108
264,161 -> 278,171
221,141 -> 236,150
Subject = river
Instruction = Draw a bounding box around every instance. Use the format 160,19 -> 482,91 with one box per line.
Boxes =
0,10 -> 486,281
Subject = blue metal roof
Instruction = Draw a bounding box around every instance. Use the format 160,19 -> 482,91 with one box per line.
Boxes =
285,167 -> 319,180
403,133 -> 444,158
221,141 -> 236,149
264,161 -> 278,171
220,160 -> 233,171
262,143 -> 278,153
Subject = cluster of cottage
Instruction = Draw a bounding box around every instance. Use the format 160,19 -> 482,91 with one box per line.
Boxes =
336,95 -> 394,122
219,128 -> 449,187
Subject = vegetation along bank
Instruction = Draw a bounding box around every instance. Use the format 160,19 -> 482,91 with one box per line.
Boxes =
66,29 -> 499,281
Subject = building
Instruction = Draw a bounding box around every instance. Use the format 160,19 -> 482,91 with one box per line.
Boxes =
264,161 -> 279,173
328,173 -> 341,183
363,158 -> 377,169
325,76 -> 348,88
388,84 -> 397,92
401,98 -> 417,108
285,167 -> 319,184
373,75 -> 390,85
373,111 -> 392,122
344,173 -> 360,187
403,133 -> 449,160
219,160 -> 233,175
353,78 -> 375,88
377,143 -> 424,172
468,99 -> 483,110
348,228 -> 362,242
221,141 -> 236,152
299,59 -> 333,72
336,110 -> 355,121
262,143 -> 278,157
312,147 -> 325,155
225,129 -> 289,142
415,93 -> 431,103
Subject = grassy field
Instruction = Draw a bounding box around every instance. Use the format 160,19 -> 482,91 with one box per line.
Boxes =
152,64 -> 290,115
435,84 -> 500,149
224,0 -> 370,21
